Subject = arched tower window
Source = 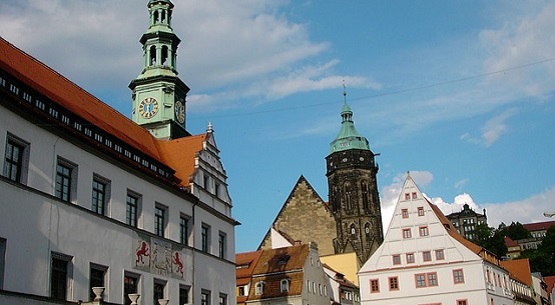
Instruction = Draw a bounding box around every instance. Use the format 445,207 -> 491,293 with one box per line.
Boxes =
361,181 -> 369,211
161,46 -> 169,66
153,10 -> 159,24
161,10 -> 166,23
149,46 -> 156,66
365,223 -> 370,236
350,224 -> 356,236
344,182 -> 352,211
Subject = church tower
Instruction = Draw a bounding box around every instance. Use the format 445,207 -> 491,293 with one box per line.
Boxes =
129,0 -> 190,139
326,88 -> 384,265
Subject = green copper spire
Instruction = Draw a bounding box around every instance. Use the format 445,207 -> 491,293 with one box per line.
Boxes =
329,86 -> 370,153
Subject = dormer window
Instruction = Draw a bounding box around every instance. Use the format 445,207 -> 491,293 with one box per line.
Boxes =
255,282 -> 265,295
280,279 -> 290,292
277,255 -> 290,265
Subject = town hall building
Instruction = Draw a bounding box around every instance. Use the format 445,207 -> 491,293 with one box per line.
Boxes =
0,1 -> 238,304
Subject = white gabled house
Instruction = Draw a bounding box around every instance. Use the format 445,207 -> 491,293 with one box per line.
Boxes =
358,173 -> 514,305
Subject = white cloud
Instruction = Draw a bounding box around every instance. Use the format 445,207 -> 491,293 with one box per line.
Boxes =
381,171 -> 555,231
0,0 -> 372,110
461,108 -> 519,147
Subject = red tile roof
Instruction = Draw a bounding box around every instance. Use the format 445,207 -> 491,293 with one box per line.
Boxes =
545,276 -> 555,299
0,36 -> 205,187
504,236 -> 518,247
500,258 -> 532,286
523,221 -> 555,232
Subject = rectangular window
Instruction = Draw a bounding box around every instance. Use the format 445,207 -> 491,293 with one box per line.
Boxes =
392,254 -> 401,265
419,226 -> 429,237
3,134 -> 29,184
126,192 -> 141,227
51,253 -> 72,301
406,253 -> 415,263
417,207 -> 424,216
427,272 -> 438,286
457,300 -> 468,305
402,228 -> 412,239
218,231 -> 227,259
201,290 -> 211,305
412,192 -> 417,199
201,224 -> 210,253
422,251 -> 432,262
388,277 -> 399,291
154,205 -> 166,237
123,273 -> 140,305
415,274 -> 426,288
179,285 -> 190,305
55,158 -> 77,203
153,280 -> 166,305
92,175 -> 110,215
0,238 -> 5,289
402,209 -> 409,218
404,193 -> 410,200
453,269 -> 465,284
238,286 -> 245,296
370,279 -> 379,293
180,215 -> 190,246
219,293 -> 227,305
435,249 -> 445,260
89,264 -> 107,301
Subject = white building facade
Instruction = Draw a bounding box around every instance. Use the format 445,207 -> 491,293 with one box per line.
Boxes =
0,2 -> 237,304
358,174 -> 514,305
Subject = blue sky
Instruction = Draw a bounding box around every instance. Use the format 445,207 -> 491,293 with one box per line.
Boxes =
1,0 -> 555,253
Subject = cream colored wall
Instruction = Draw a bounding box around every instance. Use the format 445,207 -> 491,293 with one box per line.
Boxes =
320,252 -> 360,286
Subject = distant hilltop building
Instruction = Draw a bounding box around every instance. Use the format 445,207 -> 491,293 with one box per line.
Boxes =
259,89 -> 384,284
0,1 -> 238,304
445,203 -> 487,240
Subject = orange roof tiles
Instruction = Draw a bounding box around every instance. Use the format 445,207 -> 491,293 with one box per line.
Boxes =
236,250 -> 263,279
500,258 -> 532,286
252,244 -> 309,275
0,36 -> 205,187
504,236 -> 518,247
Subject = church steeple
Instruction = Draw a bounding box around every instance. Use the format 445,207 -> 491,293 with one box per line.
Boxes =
129,0 -> 190,139
330,86 -> 370,152
326,88 -> 384,265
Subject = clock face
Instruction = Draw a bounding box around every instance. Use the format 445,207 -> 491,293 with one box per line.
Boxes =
138,97 -> 159,119
175,100 -> 185,124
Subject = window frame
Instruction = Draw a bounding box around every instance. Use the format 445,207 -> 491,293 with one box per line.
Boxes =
89,263 -> 108,301
50,252 -> 73,301
0,237 -> 5,289
218,231 -> 227,259
180,215 -> 190,246
422,251 -> 432,262
370,279 -> 380,293
435,249 -> 445,260
55,157 -> 78,203
419,226 -> 429,237
401,208 -> 409,218
179,285 -> 190,305
402,228 -> 412,239
280,279 -> 290,292
123,272 -> 140,305
153,279 -> 166,305
154,204 -> 167,237
201,224 -> 210,253
126,191 -> 141,228
406,252 -> 415,264
255,282 -> 265,295
92,174 -> 110,216
388,276 -> 399,291
219,293 -> 227,305
453,269 -> 465,284
3,133 -> 30,184
417,206 -> 425,216
392,254 -> 401,265
201,290 -> 211,305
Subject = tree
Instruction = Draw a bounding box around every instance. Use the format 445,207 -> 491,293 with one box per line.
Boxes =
500,222 -> 532,240
520,226 -> 555,275
470,223 -> 507,258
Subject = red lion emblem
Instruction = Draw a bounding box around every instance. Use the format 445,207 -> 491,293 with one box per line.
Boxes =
136,241 -> 149,264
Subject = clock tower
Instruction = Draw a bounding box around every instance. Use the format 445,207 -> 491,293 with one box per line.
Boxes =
129,0 -> 190,139
326,88 -> 384,265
